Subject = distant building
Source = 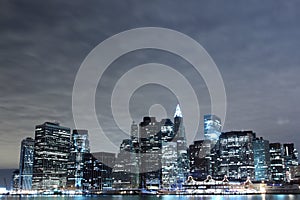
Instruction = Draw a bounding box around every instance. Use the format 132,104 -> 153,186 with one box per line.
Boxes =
11,170 -> 19,191
138,105 -> 189,189
283,143 -> 298,171
32,122 -> 71,190
67,129 -> 90,190
204,114 -> 222,144
173,105 -> 189,185
253,137 -> 270,181
139,116 -> 162,189
189,140 -> 211,180
112,121 -> 140,189
82,152 -> 115,191
161,119 -> 177,189
269,143 -> 284,182
215,131 -> 256,181
203,114 -> 222,179
113,139 -> 136,189
18,137 -> 35,190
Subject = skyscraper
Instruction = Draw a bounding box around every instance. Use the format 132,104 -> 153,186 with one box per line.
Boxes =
82,152 -> 115,191
67,129 -> 90,190
253,137 -> 270,181
161,118 -> 177,189
215,131 -> 256,180
32,122 -> 71,190
269,143 -> 284,182
18,137 -> 35,190
204,114 -> 222,143
283,143 -> 298,171
173,104 -> 189,185
139,116 -> 161,189
189,140 -> 211,180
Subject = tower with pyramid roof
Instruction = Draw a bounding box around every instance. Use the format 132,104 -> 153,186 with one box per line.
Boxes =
173,104 -> 189,185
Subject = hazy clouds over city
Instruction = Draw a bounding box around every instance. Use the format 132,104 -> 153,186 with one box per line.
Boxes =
1,0 -> 300,169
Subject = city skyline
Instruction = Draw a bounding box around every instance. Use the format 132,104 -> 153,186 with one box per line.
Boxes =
10,108 -> 299,191
1,0 -> 300,172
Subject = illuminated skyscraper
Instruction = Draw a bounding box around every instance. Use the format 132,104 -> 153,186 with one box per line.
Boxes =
253,137 -> 270,181
173,104 -> 189,185
67,129 -> 90,189
269,143 -> 284,182
18,137 -> 35,190
139,117 -> 161,189
32,122 -> 71,190
204,114 -> 222,143
283,143 -> 298,170
216,131 -> 256,180
161,118 -> 177,189
189,140 -> 211,180
82,152 -> 115,191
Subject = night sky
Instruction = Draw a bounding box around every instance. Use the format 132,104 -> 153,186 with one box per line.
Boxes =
1,0 -> 300,171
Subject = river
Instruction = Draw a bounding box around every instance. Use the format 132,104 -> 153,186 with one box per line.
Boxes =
0,195 -> 299,200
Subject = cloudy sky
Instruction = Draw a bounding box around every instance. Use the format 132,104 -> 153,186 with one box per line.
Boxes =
1,0 -> 300,169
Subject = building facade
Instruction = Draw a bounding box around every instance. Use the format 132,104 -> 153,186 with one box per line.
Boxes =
82,152 -> 115,191
283,143 -> 298,171
215,131 -> 256,181
18,137 -> 35,190
269,143 -> 284,182
139,116 -> 162,189
189,140 -> 211,180
32,122 -> 71,190
253,137 -> 270,181
204,114 -> 222,144
67,129 -> 90,190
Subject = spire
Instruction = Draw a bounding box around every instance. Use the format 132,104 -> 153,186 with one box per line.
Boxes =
174,104 -> 183,118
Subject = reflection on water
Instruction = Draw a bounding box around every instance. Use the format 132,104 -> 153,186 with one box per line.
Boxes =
0,195 -> 299,200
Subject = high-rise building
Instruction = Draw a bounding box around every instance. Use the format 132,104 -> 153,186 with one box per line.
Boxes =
113,139 -> 135,189
11,170 -> 20,191
283,143 -> 298,171
203,114 -> 222,179
173,105 -> 189,185
130,121 -> 140,188
215,131 -> 256,181
161,118 -> 177,189
18,137 -> 35,190
112,121 -> 140,189
139,116 -> 161,189
269,143 -> 284,182
253,137 -> 270,181
82,152 -> 115,191
189,140 -> 211,180
67,130 -> 90,190
32,122 -> 71,190
204,114 -> 222,143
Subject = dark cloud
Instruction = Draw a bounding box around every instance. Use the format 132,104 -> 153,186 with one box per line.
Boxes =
0,0 -> 300,169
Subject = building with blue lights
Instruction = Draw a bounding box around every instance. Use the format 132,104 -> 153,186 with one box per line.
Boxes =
18,137 -> 35,190
67,129 -> 90,189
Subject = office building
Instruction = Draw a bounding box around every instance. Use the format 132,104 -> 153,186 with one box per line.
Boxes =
173,105 -> 189,185
32,122 -> 71,190
67,130 -> 90,190
253,137 -> 270,181
283,143 -> 298,170
204,114 -> 222,143
18,137 -> 35,190
189,140 -> 211,180
215,131 -> 256,181
139,116 -> 162,189
82,152 -> 115,191
269,143 -> 284,182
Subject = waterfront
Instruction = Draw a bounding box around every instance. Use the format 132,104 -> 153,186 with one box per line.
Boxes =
0,195 -> 300,200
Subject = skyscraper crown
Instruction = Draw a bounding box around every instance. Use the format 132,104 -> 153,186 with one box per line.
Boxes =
174,104 -> 183,118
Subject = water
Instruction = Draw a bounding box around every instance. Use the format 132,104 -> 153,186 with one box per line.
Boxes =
0,195 -> 299,200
